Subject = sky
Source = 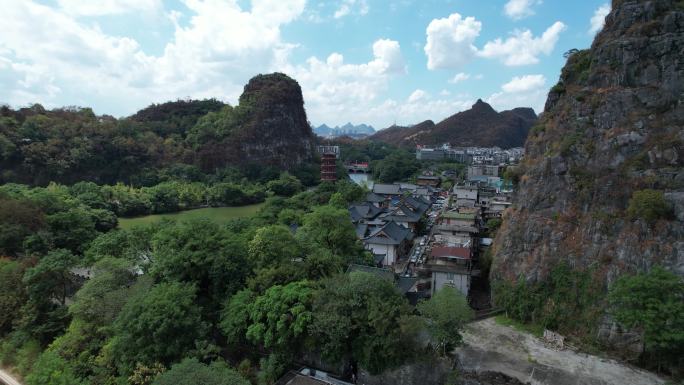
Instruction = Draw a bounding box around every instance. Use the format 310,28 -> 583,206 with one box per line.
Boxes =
0,0 -> 612,129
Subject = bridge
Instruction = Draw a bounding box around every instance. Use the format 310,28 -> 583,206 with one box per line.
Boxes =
345,162 -> 370,174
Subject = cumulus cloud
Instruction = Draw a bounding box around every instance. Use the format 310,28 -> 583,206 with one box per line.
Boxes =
424,13 -> 481,70
57,0 -> 162,16
504,0 -> 541,20
334,0 -> 369,19
449,72 -> 470,84
0,0 -> 306,115
283,38 -> 406,126
487,74 -> 547,113
589,4 -> 611,35
501,74 -> 546,93
478,21 -> 566,66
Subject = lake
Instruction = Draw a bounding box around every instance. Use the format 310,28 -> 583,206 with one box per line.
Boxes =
117,203 -> 266,229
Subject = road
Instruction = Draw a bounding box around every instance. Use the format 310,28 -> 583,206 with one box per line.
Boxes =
455,318 -> 664,385
0,369 -> 21,385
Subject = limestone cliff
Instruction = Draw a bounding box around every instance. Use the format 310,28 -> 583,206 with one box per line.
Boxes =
491,0 -> 683,336
192,73 -> 316,171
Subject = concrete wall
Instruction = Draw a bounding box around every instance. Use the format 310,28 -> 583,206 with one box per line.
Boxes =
366,243 -> 396,266
432,271 -> 469,296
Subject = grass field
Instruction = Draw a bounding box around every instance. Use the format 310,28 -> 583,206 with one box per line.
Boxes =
117,203 -> 265,229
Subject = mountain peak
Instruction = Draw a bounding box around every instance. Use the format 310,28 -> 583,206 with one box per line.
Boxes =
471,99 -> 496,113
370,100 -> 535,148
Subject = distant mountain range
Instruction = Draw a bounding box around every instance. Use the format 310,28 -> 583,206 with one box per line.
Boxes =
314,122 -> 376,137
369,99 -> 537,149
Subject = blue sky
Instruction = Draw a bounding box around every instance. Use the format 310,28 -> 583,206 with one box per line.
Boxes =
0,0 -> 611,128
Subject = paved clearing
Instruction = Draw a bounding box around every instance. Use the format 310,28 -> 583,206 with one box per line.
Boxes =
0,369 -> 21,385
454,318 -> 664,385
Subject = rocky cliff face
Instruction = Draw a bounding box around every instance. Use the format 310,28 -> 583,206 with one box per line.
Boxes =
491,0 -> 683,335
229,73 -> 315,169
369,100 -> 536,149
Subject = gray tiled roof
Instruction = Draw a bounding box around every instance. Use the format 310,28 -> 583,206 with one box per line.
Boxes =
373,183 -> 401,195
363,220 -> 413,245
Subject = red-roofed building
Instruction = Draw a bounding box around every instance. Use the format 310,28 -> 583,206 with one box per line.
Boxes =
430,246 -> 471,260
423,245 -> 472,297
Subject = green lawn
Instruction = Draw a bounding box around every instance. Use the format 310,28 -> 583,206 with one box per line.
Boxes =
118,203 -> 266,229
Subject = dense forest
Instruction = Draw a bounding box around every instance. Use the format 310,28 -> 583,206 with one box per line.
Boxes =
0,73 -> 318,188
0,178 -> 473,385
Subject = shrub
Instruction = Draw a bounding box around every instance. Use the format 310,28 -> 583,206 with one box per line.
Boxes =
608,267 -> 684,371
627,189 -> 672,223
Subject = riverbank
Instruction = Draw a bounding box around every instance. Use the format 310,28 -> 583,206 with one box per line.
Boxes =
118,203 -> 266,229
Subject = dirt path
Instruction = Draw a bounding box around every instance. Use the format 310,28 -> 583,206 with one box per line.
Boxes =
454,318 -> 664,385
0,369 -> 21,385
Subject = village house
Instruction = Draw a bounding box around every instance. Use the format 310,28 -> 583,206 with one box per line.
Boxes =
362,220 -> 414,267
423,245 -> 472,296
416,174 -> 441,187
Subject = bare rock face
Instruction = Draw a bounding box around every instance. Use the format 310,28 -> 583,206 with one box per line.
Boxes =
491,0 -> 683,347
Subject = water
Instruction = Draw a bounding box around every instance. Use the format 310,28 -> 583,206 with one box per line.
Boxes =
349,173 -> 374,189
117,203 -> 266,229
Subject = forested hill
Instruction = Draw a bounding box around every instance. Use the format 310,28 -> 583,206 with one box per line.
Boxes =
369,99 -> 537,148
0,73 -> 315,186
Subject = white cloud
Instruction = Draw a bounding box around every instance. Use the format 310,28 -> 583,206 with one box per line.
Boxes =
478,21 -> 566,66
0,0 -> 306,115
589,4 -> 611,35
501,74 -> 546,93
504,0 -> 541,20
283,38 -> 406,127
449,72 -> 470,84
408,89 -> 428,103
57,0 -> 162,16
334,0 -> 369,19
487,74 -> 547,113
424,13 -> 481,70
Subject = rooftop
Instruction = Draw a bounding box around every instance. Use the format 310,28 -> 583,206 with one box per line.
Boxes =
431,246 -> 471,260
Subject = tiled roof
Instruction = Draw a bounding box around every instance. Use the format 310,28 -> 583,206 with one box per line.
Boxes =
431,246 -> 471,259
373,183 -> 401,195
441,211 -> 476,220
364,220 -> 413,245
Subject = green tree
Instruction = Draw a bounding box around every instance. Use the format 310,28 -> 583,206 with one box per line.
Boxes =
23,249 -> 78,306
152,358 -> 249,385
296,205 -> 362,258
608,267 -> 684,370
627,189 -> 672,223
46,208 -> 98,253
417,286 -> 473,355
129,362 -> 166,385
150,219 -> 249,313
25,350 -> 84,385
69,257 -> 135,326
266,173 -> 303,197
310,272 -> 416,374
220,289 -> 255,347
0,195 -> 45,256
110,282 -> 207,372
248,225 -> 301,270
0,259 -> 27,335
246,281 -> 315,353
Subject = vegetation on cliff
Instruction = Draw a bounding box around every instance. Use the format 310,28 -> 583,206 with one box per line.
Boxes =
369,99 -> 536,149
0,73 -> 316,187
